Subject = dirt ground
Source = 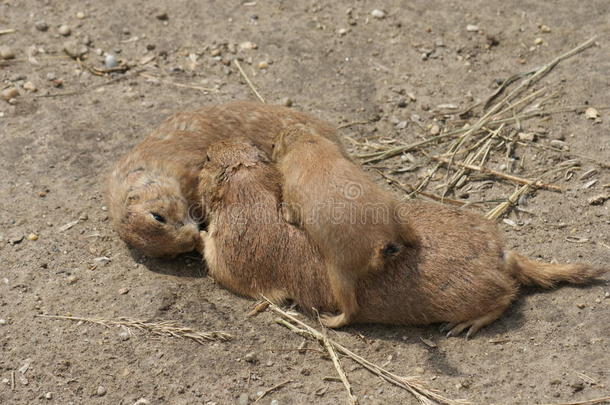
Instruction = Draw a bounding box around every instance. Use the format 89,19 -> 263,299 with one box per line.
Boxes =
1,1 -> 609,404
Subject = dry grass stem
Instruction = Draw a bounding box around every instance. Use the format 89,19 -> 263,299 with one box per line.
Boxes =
377,170 -> 482,207
234,59 -> 266,103
321,332 -> 358,404
484,184 -> 531,220
338,121 -> 371,129
0,28 -> 16,35
37,314 -> 232,344
253,379 -> 293,403
432,156 -> 561,191
266,299 -> 468,405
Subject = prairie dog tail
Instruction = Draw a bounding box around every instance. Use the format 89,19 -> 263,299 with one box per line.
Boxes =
505,251 -> 607,289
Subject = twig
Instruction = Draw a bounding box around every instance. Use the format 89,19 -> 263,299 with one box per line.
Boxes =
139,72 -> 217,92
535,396 -> 610,405
266,299 -> 467,405
360,133 -> 455,163
432,156 -> 561,191
321,333 -> 358,404
11,370 -> 15,390
253,379 -> 293,403
248,300 -> 270,317
0,29 -> 16,35
484,184 -> 531,220
37,314 -> 231,343
77,58 -> 129,76
338,121 -> 371,129
377,170 -> 482,207
451,37 -> 597,157
234,59 -> 265,103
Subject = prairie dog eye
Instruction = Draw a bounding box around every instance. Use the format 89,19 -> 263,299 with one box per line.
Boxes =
150,212 -> 166,223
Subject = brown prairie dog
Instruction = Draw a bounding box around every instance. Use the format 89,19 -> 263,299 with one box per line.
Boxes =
200,139 -> 606,336
105,101 -> 344,257
272,124 -> 419,328
198,139 -> 336,313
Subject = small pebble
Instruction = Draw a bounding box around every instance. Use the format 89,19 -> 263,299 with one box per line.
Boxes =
105,54 -> 118,68
35,21 -> 49,32
0,319 -> 6,325
585,107 -> 599,120
97,386 -> 107,396
371,9 -> 386,19
466,24 -> 479,32
76,11 -> 86,19
534,38 -> 543,45
337,28 -> 348,36
67,275 -> 78,285
239,41 -> 257,50
270,400 -> 279,405
430,124 -> 440,135
23,81 -> 37,92
118,287 -> 130,295
210,48 -> 221,56
45,392 -> 53,400
133,398 -> 150,405
396,98 -> 408,108
550,139 -> 567,149
257,61 -> 269,69
244,352 -> 258,363
518,132 -> 535,142
540,24 -> 551,33
1,88 -> 19,101
63,40 -> 88,58
588,193 -> 610,205
27,233 -> 39,241
576,303 -> 585,309
0,46 -> 15,60
58,25 -> 72,36
281,97 -> 293,107
119,331 -> 130,341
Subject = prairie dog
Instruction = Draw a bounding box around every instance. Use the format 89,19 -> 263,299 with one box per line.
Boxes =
271,124 -> 419,328
106,101 -> 344,257
199,139 -> 606,336
198,139 -> 335,312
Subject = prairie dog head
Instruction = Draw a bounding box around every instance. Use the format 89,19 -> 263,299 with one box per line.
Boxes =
198,139 -> 269,211
271,124 -> 321,161
107,170 -> 200,258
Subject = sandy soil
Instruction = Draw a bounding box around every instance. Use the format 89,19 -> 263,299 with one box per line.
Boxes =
1,1 -> 609,404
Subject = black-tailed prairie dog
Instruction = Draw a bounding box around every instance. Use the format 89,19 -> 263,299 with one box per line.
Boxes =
198,139 -> 336,313
272,124 -> 419,328
105,101 -> 343,257
199,139 -> 606,337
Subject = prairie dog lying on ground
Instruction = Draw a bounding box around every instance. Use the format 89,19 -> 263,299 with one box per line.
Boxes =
198,139 -> 606,337
271,124 -> 418,328
105,101 -> 343,257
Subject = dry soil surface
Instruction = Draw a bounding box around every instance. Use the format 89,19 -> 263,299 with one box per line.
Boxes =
1,1 -> 609,404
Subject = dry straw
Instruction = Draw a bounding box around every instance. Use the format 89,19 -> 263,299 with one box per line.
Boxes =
37,314 -> 232,344
355,37 -> 605,220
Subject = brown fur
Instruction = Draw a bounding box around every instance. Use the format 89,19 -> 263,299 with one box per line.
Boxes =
271,124 -> 418,327
198,139 -> 335,312
200,140 -> 607,337
105,101 -> 343,257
